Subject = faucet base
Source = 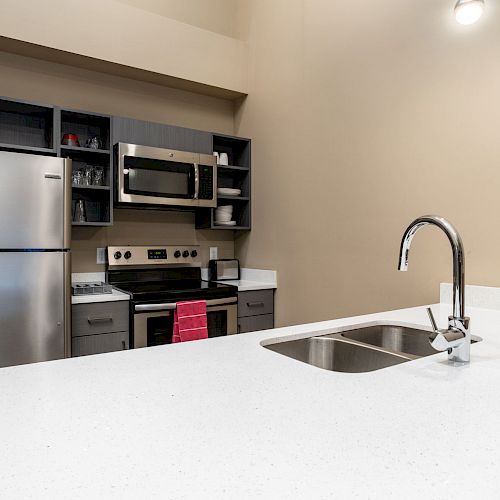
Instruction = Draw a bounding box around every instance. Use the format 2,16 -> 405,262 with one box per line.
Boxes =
447,316 -> 471,364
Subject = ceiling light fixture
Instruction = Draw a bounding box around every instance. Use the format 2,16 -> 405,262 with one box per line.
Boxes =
454,0 -> 485,25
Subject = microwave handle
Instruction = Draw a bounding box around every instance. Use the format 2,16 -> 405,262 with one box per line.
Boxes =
193,163 -> 199,200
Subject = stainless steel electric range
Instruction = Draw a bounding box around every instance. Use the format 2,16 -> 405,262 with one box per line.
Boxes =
107,246 -> 238,349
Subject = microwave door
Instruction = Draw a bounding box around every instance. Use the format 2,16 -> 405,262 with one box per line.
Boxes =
123,156 -> 196,206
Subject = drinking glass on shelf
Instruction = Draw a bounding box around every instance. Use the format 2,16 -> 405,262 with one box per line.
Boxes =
82,165 -> 93,186
85,136 -> 102,150
73,200 -> 87,223
72,168 -> 83,186
92,166 -> 104,186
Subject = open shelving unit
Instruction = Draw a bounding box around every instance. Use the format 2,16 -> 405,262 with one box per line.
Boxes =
0,97 -> 57,154
196,133 -> 251,231
58,109 -> 112,226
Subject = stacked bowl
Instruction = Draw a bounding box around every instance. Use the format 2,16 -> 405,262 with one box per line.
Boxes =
215,205 -> 235,226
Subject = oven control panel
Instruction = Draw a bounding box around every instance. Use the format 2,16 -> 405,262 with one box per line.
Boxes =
107,246 -> 201,267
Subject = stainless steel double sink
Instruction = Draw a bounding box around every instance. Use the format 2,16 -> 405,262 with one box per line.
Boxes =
262,323 -> 481,373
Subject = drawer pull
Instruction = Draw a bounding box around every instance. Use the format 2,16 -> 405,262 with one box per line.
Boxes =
87,316 -> 113,324
247,301 -> 265,308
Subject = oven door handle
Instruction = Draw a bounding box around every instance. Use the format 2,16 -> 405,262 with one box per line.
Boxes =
134,297 -> 237,313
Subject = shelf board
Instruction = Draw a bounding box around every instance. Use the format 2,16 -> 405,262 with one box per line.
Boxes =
0,142 -> 56,154
61,145 -> 110,155
72,221 -> 112,227
217,164 -> 249,172
72,185 -> 111,191
217,195 -> 250,201
212,225 -> 251,231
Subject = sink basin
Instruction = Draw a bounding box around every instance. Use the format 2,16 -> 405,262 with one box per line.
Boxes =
339,324 -> 439,357
262,322 -> 481,373
264,337 -> 411,373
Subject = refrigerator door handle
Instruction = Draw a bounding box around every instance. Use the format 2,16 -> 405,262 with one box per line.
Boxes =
64,251 -> 71,358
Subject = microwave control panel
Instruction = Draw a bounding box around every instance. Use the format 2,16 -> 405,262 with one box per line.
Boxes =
108,246 -> 201,267
198,166 -> 214,200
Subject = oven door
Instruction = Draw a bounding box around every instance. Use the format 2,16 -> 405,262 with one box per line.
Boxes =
116,143 -> 216,208
133,297 -> 238,348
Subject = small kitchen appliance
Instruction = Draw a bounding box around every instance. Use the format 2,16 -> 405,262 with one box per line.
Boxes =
115,143 -> 217,209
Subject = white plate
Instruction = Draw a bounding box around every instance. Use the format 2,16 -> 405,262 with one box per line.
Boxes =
215,220 -> 237,226
217,188 -> 241,196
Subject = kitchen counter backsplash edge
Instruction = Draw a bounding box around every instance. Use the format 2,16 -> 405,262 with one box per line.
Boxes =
440,282 -> 500,310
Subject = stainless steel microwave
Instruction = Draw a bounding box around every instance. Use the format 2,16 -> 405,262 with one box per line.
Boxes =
115,143 -> 217,208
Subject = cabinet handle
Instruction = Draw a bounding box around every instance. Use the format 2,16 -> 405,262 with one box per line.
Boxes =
121,340 -> 126,350
88,316 -> 113,324
247,301 -> 265,308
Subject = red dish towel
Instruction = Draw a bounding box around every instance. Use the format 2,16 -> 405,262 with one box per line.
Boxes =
172,300 -> 208,343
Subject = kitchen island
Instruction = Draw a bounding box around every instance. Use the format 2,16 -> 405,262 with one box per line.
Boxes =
1,292 -> 500,499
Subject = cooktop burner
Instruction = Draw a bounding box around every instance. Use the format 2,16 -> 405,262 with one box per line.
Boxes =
106,245 -> 237,304
112,279 -> 237,304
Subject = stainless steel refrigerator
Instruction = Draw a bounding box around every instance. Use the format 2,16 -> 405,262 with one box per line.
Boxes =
0,151 -> 71,368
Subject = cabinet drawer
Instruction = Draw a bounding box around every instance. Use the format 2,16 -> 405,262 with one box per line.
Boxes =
238,290 -> 274,318
72,302 -> 129,337
72,331 -> 129,357
238,314 -> 274,334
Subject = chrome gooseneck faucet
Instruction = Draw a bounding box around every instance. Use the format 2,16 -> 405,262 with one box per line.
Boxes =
398,215 -> 471,363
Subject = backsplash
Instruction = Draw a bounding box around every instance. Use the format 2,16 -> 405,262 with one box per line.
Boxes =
71,209 -> 235,272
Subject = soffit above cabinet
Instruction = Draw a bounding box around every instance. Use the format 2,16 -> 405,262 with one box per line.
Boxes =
0,0 -> 248,100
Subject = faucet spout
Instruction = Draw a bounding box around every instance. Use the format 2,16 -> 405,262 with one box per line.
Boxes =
398,215 -> 465,319
397,215 -> 470,364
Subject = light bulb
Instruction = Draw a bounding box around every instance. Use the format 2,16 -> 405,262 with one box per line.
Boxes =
455,0 -> 484,25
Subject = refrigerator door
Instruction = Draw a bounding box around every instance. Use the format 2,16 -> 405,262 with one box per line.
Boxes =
0,251 -> 71,368
0,151 -> 71,249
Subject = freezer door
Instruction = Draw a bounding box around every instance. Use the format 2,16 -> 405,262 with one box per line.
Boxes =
0,151 -> 71,249
0,252 -> 70,368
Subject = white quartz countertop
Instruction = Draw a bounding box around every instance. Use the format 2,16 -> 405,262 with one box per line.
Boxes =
214,279 -> 276,291
1,302 -> 500,499
202,267 -> 277,291
71,273 -> 130,304
71,288 -> 130,304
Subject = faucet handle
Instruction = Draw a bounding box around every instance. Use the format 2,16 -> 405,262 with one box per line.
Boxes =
426,307 -> 439,332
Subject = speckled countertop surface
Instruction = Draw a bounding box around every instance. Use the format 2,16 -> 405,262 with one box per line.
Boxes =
1,302 -> 499,499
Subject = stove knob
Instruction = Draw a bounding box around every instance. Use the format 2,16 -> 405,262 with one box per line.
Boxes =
174,250 -> 181,258
182,250 -> 190,258
124,251 -> 132,260
191,250 -> 198,258
114,251 -> 122,260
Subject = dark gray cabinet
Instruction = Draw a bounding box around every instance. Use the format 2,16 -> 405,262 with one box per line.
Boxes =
72,301 -> 129,357
196,133 -> 251,231
72,331 -> 129,357
238,314 -> 274,333
0,96 -> 57,154
238,289 -> 274,333
112,116 -> 212,154
59,108 -> 113,227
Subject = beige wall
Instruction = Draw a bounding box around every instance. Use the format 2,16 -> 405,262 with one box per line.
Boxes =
0,50 -> 236,272
0,0 -> 247,94
234,0 -> 500,327
118,0 -> 239,39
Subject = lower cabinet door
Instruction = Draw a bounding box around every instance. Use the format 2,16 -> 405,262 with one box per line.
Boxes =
238,314 -> 274,334
72,331 -> 129,357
